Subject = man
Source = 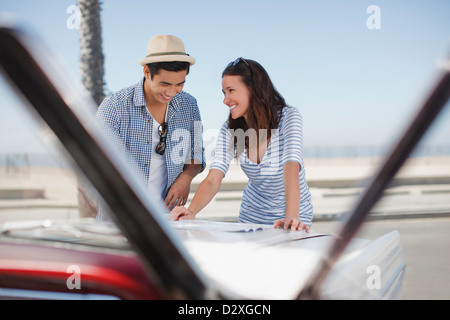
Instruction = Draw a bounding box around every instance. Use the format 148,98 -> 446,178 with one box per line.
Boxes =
96,35 -> 205,220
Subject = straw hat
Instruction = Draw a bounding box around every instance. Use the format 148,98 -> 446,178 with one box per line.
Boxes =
139,35 -> 195,66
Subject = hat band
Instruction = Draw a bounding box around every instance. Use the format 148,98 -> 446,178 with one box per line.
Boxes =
146,51 -> 189,57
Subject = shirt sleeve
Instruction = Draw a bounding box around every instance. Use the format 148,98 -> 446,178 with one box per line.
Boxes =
95,97 -> 129,159
96,97 -> 121,144
189,96 -> 206,172
210,122 -> 235,176
281,107 -> 304,168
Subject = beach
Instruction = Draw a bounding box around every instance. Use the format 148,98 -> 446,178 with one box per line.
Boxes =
1,155 -> 449,299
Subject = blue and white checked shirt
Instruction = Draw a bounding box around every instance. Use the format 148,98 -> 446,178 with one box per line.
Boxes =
95,77 -> 205,220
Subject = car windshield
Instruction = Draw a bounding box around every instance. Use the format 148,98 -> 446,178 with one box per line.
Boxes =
2,61 -> 449,299
0,73 -> 124,245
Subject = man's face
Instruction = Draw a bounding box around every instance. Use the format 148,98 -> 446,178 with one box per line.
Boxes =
144,66 -> 187,105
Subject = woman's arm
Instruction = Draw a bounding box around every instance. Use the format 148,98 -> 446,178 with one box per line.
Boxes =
273,161 -> 309,232
169,169 -> 224,220
284,161 -> 301,219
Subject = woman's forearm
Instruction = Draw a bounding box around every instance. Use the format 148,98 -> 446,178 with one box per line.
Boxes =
283,161 -> 300,218
187,169 -> 224,216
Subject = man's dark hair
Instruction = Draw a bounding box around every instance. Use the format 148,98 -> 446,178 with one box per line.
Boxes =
146,61 -> 190,79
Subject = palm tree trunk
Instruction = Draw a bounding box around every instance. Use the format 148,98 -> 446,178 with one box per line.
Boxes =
77,0 -> 105,218
78,0 -> 105,106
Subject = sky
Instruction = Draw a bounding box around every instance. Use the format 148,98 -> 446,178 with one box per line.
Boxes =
1,0 -> 450,155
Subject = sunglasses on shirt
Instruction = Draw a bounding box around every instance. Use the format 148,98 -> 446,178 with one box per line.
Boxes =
155,122 -> 168,155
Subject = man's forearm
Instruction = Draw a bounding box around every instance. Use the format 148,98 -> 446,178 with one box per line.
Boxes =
181,161 -> 203,180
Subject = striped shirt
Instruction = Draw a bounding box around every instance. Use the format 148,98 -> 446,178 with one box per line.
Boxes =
210,106 -> 313,226
95,77 -> 205,220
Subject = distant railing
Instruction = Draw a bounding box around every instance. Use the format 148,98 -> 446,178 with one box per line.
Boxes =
2,145 -> 449,172
0,153 -> 70,171
303,144 -> 450,159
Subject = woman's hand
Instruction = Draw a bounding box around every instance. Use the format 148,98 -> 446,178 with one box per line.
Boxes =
273,217 -> 309,232
169,206 -> 196,221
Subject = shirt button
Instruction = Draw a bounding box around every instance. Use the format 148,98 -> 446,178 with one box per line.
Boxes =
147,141 -> 150,144
144,164 -> 148,167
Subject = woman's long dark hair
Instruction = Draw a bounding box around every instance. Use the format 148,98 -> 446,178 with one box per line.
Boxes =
222,58 -> 287,153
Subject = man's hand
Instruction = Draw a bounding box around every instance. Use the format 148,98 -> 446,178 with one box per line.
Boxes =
164,173 -> 191,209
164,163 -> 202,209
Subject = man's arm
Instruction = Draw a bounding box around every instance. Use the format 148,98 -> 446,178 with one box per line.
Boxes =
164,160 -> 202,209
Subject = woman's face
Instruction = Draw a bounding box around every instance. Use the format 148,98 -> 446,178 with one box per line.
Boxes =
222,75 -> 251,120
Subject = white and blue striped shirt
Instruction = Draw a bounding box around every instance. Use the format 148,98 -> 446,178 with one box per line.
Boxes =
211,107 -> 313,226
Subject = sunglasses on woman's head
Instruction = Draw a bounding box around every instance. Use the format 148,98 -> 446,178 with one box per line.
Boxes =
155,122 -> 168,155
228,57 -> 254,78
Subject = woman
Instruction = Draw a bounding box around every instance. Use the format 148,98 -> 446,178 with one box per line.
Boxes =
170,57 -> 313,231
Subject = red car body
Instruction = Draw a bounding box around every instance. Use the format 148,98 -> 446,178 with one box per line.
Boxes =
0,241 -> 159,299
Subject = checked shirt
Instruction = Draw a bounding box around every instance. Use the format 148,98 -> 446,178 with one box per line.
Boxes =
95,77 -> 205,220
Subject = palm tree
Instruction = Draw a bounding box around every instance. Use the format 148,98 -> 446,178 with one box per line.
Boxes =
77,0 -> 105,217
78,0 -> 105,106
